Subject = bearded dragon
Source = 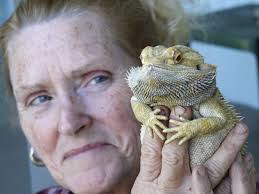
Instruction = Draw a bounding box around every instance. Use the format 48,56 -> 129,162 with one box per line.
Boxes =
127,45 -> 242,167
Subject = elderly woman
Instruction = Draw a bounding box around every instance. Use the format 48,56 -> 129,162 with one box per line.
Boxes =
0,0 -> 256,193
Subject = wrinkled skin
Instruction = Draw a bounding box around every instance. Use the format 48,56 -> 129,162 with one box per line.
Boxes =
6,11 -> 255,194
192,153 -> 256,194
8,13 -> 141,194
132,106 -> 254,194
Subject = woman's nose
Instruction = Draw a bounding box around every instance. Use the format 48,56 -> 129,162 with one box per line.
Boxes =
58,96 -> 92,136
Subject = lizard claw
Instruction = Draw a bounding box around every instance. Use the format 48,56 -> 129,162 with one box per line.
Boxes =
153,108 -> 161,115
178,137 -> 190,145
153,125 -> 165,140
163,119 -> 185,132
164,123 -> 193,144
144,108 -> 168,140
163,128 -> 178,133
169,119 -> 184,126
165,127 -> 191,145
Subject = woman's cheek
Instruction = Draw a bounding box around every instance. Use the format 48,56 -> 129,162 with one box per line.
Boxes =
100,86 -> 139,143
19,106 -> 59,156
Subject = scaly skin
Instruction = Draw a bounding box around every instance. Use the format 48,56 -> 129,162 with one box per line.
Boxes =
127,45 -> 242,167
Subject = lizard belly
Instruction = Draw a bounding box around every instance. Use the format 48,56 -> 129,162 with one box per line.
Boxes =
188,91 -> 239,168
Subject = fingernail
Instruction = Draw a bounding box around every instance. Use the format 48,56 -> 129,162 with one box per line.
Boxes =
234,123 -> 248,135
175,106 -> 185,116
156,106 -> 170,116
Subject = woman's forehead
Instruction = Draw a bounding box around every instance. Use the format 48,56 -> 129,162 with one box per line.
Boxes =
7,14 -> 115,92
9,13 -> 107,51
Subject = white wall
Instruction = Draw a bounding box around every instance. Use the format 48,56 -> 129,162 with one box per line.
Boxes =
191,41 -> 259,109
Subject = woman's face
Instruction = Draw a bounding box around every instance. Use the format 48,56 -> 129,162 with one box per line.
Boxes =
8,13 -> 141,193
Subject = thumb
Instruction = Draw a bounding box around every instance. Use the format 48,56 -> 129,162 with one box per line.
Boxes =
192,166 -> 213,194
138,106 -> 170,181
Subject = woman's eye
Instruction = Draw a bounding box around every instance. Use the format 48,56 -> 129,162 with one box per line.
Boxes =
87,75 -> 109,85
79,72 -> 111,93
29,95 -> 53,106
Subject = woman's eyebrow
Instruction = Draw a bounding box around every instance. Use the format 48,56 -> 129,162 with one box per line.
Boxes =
71,64 -> 92,77
18,64 -> 95,88
17,83 -> 47,94
14,83 -> 47,100
16,63 -> 107,95
70,63 -> 104,78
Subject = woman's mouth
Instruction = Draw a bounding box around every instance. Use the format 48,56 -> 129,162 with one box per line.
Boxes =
63,142 -> 111,161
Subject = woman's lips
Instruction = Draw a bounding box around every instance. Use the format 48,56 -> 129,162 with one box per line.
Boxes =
64,142 -> 111,161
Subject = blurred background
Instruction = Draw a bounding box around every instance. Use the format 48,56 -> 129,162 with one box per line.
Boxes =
0,0 -> 258,193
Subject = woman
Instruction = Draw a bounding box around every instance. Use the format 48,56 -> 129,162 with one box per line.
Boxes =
0,0 -> 256,193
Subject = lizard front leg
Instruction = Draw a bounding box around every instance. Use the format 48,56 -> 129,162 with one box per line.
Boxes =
164,117 -> 225,144
163,91 -> 233,145
131,96 -> 168,140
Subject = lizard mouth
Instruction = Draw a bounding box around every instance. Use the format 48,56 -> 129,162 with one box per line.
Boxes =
147,64 -> 199,72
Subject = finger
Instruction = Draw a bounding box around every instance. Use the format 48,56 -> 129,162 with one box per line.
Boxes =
244,154 -> 257,194
244,153 -> 256,175
214,176 -> 231,194
153,125 -> 165,140
170,106 -> 193,121
205,122 -> 249,188
192,166 -> 213,194
230,153 -> 256,194
159,106 -> 192,187
230,154 -> 247,194
155,120 -> 168,130
139,106 -> 170,181
179,137 -> 189,145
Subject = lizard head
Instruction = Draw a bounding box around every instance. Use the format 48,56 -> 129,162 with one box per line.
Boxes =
140,45 -> 167,66
140,45 -> 205,70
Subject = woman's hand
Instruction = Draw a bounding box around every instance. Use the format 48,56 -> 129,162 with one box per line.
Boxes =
192,153 -> 256,194
131,106 -> 249,194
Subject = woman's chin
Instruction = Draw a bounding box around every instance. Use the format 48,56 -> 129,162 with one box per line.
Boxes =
55,147 -> 131,193
65,160 -> 127,194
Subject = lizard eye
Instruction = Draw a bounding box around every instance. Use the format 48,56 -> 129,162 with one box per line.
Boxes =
174,53 -> 182,64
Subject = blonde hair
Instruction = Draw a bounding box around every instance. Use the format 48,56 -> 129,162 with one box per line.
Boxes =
0,0 -> 189,94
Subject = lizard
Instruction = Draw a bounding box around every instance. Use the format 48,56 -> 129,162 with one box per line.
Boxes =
126,45 -> 243,168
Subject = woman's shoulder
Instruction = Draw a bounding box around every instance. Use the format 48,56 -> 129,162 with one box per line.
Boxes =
34,186 -> 72,194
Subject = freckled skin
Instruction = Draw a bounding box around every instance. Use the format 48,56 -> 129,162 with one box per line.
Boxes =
8,13 -> 141,194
